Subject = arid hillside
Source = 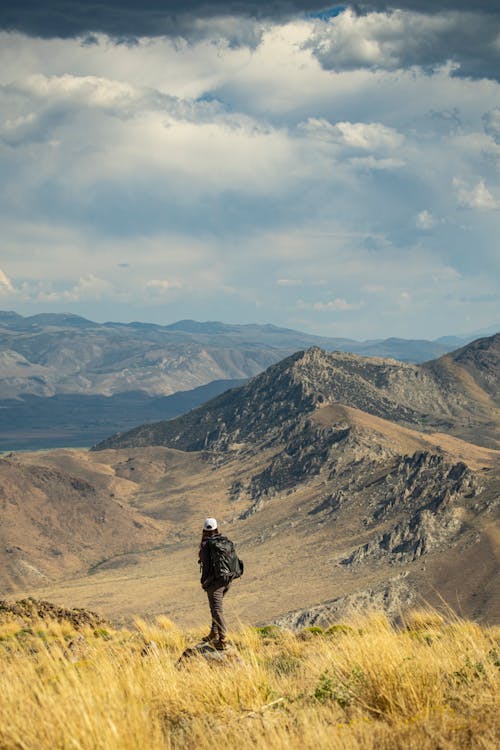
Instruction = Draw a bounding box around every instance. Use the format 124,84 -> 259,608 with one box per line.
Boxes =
1,335 -> 498,627
0,452 -> 164,589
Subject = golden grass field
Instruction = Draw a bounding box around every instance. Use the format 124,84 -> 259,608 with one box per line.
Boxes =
0,607 -> 499,750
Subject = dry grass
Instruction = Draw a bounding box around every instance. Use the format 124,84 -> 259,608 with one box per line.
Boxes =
0,610 -> 498,750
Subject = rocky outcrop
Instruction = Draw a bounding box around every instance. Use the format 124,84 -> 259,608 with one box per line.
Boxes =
0,598 -> 104,629
233,420 -> 350,516
340,452 -> 481,566
272,575 -> 416,629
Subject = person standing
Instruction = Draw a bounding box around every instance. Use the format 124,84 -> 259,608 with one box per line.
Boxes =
198,517 -> 242,650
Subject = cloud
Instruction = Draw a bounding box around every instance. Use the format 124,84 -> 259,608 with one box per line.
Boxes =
0,268 -> 14,292
1,2 -> 498,41
20,72 -> 139,108
453,178 -> 499,211
363,284 -> 385,294
145,279 -> 184,292
416,210 -> 437,230
301,118 -> 404,150
1,2 -> 498,84
355,2 -> 497,14
0,2 -> 328,40
298,297 -> 362,311
0,17 -> 498,338
37,275 -> 114,303
483,108 -> 500,144
307,8 -> 500,81
349,156 -> 404,169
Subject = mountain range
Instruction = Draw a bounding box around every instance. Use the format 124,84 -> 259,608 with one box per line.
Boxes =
2,333 -> 498,628
0,310 -> 492,450
95,333 -> 500,451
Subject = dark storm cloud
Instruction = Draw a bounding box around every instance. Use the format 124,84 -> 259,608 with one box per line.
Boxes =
0,1 -> 327,38
2,1 -> 498,40
354,2 -> 499,13
307,7 -> 500,81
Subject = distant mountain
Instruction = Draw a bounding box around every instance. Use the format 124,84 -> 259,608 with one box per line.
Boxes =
0,310 -> 488,402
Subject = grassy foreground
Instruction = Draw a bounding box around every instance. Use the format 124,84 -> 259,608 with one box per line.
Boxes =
0,608 -> 498,750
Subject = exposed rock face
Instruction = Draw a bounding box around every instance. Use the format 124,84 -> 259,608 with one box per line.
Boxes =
233,420 -> 351,515
273,575 -> 416,629
336,453 -> 481,565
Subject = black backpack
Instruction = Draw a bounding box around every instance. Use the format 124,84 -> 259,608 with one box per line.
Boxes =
208,535 -> 244,582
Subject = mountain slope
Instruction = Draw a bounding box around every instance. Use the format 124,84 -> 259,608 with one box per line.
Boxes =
0,453 -> 164,590
14,399 -> 499,625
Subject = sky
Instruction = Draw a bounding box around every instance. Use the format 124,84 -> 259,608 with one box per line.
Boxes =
0,1 -> 499,340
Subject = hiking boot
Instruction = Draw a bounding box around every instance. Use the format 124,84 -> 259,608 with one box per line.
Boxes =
201,631 -> 217,643
212,638 -> 228,651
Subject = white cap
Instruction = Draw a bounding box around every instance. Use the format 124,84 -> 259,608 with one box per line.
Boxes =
203,517 -> 218,530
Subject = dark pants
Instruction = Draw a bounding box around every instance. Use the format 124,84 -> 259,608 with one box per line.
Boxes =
206,581 -> 230,639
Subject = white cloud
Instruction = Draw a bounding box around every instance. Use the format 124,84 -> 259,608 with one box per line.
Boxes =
297,298 -> 362,312
0,268 -> 14,292
300,118 -> 404,151
37,275 -> 114,303
145,279 -> 183,292
453,178 -> 499,210
416,210 -> 437,229
21,73 -> 138,108
277,278 -> 302,286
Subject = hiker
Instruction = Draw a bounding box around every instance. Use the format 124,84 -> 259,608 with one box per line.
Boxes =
198,517 -> 242,651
